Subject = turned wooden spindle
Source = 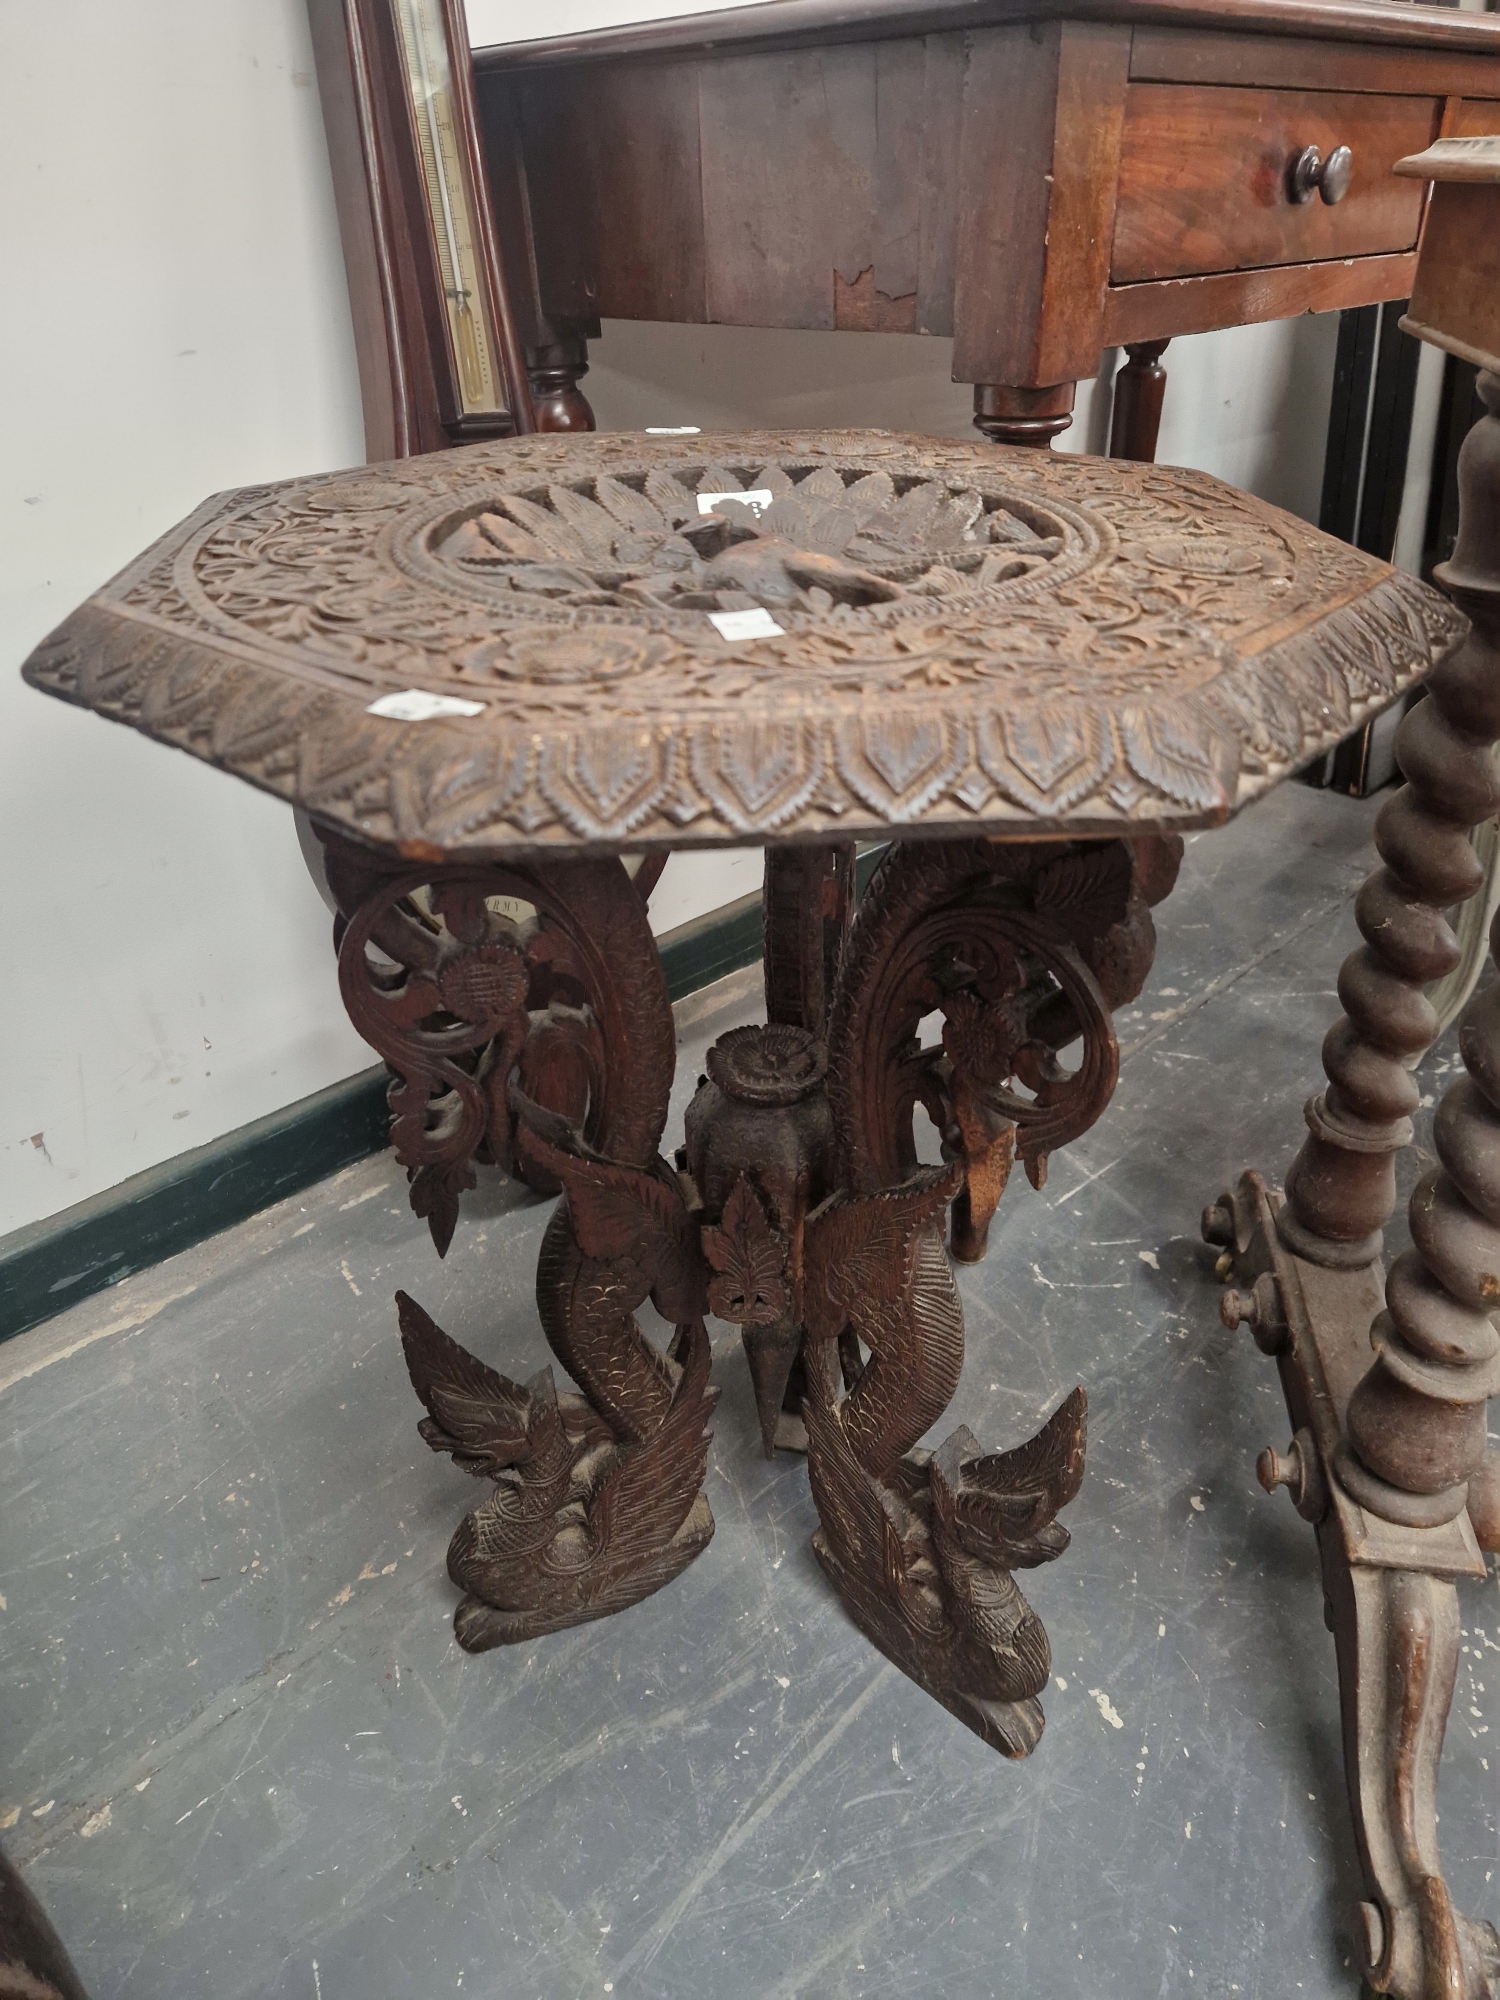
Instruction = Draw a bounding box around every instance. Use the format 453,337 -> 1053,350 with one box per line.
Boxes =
972,382 -> 1075,449
1108,340 -> 1171,463
528,338 -> 596,432
1333,374 -> 1500,1530
1279,387 -> 1500,1280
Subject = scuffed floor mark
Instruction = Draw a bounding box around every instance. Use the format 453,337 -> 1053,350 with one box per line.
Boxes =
1089,1687 -> 1124,1729
338,1260 -> 362,1298
0,1284 -> 197,1395
613,1665 -> 894,1981
1048,1155 -> 1123,1207
79,1801 -> 112,1838
1139,1249 -> 1160,1270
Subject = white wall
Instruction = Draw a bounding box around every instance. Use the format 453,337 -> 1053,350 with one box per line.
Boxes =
1,4 -> 373,1237
1,0 -> 1336,1242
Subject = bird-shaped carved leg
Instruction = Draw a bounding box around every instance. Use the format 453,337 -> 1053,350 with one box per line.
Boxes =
398,1099 -> 720,1649
383,844 -> 722,1651
800,1164 -> 1086,1756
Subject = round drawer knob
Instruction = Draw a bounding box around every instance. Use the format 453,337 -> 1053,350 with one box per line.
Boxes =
1288,143 -> 1354,206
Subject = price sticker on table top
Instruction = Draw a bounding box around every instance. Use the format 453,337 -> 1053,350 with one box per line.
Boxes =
707,608 -> 784,641
698,489 -> 775,519
367,689 -> 485,721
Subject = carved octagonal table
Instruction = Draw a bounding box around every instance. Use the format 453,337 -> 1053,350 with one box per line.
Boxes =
20,427 -> 1470,1873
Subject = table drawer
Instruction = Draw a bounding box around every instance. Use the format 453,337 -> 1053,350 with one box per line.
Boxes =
1111,83 -> 1439,284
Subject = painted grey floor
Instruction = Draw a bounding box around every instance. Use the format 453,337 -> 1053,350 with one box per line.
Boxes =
3,782 -> 1497,2000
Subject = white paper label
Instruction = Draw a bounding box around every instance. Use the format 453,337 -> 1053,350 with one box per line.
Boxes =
708,607 -> 784,641
645,425 -> 701,435
698,488 -> 774,519
366,689 -> 485,721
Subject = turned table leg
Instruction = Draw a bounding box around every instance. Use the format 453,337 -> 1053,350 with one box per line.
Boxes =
972,382 -> 1076,449
1208,373 -> 1500,1999
1108,340 -> 1171,463
528,333 -> 595,433
1284,375 -> 1500,1553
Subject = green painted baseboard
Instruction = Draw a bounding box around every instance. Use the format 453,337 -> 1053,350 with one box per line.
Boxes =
0,1068 -> 391,1348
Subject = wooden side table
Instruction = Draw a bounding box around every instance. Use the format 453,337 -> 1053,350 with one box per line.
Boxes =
471,0 -> 1500,456
20,425 -> 1470,1976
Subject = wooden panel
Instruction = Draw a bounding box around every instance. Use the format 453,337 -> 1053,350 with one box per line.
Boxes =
915,32 -> 965,335
1129,27 -> 1500,100
953,20 -> 1130,387
1449,96 -> 1500,139
586,64 -> 705,324
871,39 -> 925,302
1405,184 -> 1500,375
1103,249 -> 1418,345
494,61 -> 705,329
700,48 -> 877,329
1113,84 -> 1438,284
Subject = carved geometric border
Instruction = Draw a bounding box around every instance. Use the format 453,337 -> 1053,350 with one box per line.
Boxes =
21,431 -> 1468,860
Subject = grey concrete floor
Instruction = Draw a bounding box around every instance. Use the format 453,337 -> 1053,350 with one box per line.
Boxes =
3,783 -> 1497,2000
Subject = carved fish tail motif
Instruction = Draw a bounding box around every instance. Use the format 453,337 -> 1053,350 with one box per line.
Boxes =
343,847 -> 718,1647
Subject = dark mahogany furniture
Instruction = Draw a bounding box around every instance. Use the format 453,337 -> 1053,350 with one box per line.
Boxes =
1208,134 -> 1500,2000
471,0 -> 1500,458
21,417 -> 1471,1990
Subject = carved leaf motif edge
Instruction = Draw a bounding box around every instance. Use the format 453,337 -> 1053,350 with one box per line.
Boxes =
20,431 -> 1467,855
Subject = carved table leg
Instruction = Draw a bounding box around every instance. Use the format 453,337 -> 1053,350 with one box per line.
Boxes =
328,841 -> 716,1650
1108,340 -> 1171,463
973,382 -> 1076,449
528,334 -> 595,433
688,834 -> 1176,1750
1208,373 -> 1500,1997
762,841 -> 856,1042
723,834 -> 1177,1460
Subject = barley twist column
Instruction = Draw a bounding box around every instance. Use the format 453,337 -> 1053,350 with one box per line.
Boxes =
1285,372 -> 1500,1529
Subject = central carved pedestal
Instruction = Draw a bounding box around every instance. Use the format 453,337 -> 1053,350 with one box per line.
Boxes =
327,821 -> 1178,1755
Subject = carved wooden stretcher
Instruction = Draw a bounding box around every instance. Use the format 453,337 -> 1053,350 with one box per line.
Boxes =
17,419 -> 1488,1989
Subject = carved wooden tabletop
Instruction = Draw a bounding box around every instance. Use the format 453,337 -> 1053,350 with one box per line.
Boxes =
22,429 -> 1461,859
